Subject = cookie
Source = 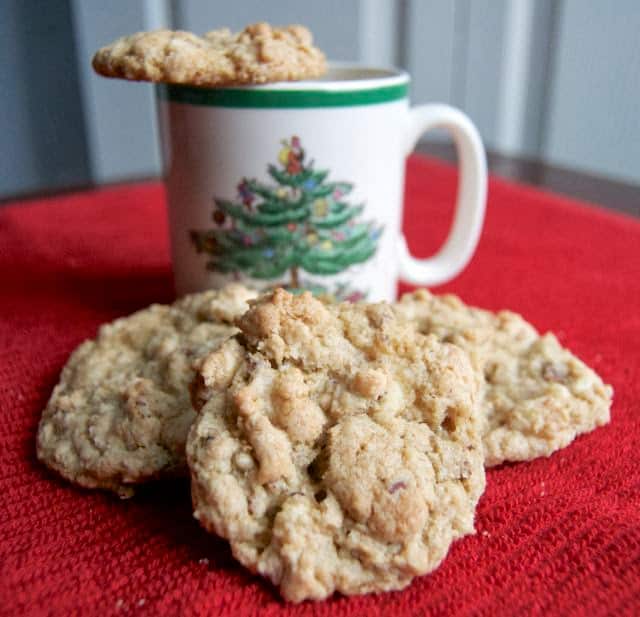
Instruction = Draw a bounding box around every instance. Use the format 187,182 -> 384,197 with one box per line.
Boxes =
395,289 -> 613,467
92,23 -> 326,87
187,289 -> 485,601
37,284 -> 257,497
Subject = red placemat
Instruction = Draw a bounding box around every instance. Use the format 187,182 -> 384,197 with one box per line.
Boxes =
1,155 -> 639,616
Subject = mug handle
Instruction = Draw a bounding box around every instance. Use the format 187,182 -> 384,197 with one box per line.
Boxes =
398,104 -> 487,285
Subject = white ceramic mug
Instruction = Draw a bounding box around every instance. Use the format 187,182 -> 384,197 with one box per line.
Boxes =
157,64 -> 487,301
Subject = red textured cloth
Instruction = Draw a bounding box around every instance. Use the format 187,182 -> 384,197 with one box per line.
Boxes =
1,155 -> 639,616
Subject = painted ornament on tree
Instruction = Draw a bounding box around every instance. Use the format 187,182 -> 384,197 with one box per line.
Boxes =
313,198 -> 328,218
278,135 -> 304,176
190,136 -> 383,298
210,203 -> 234,231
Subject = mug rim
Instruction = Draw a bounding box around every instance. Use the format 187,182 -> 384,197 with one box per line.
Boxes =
239,62 -> 410,92
157,62 -> 410,109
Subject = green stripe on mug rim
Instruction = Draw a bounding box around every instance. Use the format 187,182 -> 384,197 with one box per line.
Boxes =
157,82 -> 409,108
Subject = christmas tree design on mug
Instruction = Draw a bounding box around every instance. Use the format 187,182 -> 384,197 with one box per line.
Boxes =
190,136 -> 383,299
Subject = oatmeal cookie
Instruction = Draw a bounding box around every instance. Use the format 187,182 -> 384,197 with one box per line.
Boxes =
188,289 -> 485,601
37,284 -> 257,497
395,289 -> 612,467
92,23 -> 326,86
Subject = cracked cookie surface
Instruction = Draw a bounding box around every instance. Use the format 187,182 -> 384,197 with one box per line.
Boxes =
92,23 -> 326,87
37,284 -> 257,497
187,289 -> 484,601
395,289 -> 612,467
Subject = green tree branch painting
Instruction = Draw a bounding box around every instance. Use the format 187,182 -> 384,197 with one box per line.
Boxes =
190,136 -> 382,296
